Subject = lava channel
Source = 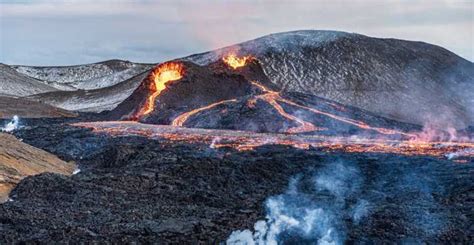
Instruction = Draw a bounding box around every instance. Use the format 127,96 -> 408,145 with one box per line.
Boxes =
172,99 -> 238,127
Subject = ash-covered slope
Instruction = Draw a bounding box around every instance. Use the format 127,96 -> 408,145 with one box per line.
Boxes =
185,30 -> 474,128
12,60 -> 154,90
0,64 -> 58,97
28,71 -> 150,112
0,96 -> 77,118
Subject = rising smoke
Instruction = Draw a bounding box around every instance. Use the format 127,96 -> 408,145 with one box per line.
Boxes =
227,161 -> 367,244
227,156 -> 451,244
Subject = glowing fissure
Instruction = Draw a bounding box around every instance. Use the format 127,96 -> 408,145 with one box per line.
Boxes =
258,92 -> 322,133
134,62 -> 184,119
172,99 -> 237,127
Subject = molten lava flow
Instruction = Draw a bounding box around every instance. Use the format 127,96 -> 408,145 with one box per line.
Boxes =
171,99 -> 237,127
72,121 -> 474,159
280,99 -> 414,137
251,81 -> 322,133
249,81 -> 413,137
134,62 -> 184,119
222,53 -> 253,69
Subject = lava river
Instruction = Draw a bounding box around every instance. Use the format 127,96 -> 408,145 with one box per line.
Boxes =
73,121 -> 474,161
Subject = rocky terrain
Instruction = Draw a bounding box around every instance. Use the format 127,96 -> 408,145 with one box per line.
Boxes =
28,71 -> 150,112
0,132 -> 76,202
0,119 -> 471,243
0,60 -> 154,112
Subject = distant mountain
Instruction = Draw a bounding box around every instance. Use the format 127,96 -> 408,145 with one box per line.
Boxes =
28,71 -> 150,112
185,30 -> 474,128
0,64 -> 58,97
12,60 -> 154,90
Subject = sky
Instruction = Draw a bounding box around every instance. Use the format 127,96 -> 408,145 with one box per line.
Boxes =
0,0 -> 472,66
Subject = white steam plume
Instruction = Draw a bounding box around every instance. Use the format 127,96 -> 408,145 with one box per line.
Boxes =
1,115 -> 20,132
227,161 -> 367,245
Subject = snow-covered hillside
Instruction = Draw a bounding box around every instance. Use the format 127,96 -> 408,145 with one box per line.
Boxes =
13,60 -> 153,90
28,71 -> 149,112
184,30 -> 474,128
0,64 -> 58,97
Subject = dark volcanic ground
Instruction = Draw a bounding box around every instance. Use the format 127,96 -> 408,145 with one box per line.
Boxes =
0,119 -> 472,243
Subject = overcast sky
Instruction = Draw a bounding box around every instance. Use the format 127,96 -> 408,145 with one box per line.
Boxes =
0,0 -> 472,65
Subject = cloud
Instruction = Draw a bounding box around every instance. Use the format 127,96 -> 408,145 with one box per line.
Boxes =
0,0 -> 472,65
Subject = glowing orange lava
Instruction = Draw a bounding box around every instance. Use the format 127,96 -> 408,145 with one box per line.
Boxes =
72,121 -> 474,160
172,99 -> 237,127
223,53 -> 253,69
249,81 -> 414,137
134,62 -> 184,119
250,81 -> 322,133
281,99 -> 414,137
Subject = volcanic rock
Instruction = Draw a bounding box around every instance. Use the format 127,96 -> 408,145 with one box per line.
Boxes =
0,120 -> 471,243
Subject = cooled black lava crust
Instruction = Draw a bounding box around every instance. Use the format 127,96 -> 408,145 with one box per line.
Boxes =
0,119 -> 472,243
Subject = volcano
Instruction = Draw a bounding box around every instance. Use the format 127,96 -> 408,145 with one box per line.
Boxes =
0,30 -> 472,244
106,55 -> 418,137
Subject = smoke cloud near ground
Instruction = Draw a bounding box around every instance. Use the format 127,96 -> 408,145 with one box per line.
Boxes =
227,157 -> 450,244
0,115 -> 20,132
227,161 -> 367,244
